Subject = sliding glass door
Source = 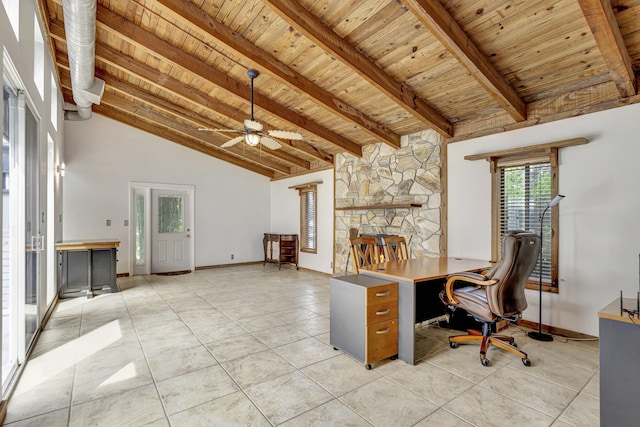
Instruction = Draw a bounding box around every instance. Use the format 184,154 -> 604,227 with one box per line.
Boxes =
2,77 -> 18,389
2,69 -> 43,393
24,95 -> 40,353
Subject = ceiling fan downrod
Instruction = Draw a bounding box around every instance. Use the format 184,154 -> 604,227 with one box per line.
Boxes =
247,69 -> 259,122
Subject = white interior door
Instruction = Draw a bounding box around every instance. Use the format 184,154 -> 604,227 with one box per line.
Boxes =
151,189 -> 191,273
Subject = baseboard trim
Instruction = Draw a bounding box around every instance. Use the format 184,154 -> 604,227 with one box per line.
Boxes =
40,294 -> 59,330
195,261 -> 263,270
195,262 -> 331,277
518,319 -> 597,339
0,398 -> 7,426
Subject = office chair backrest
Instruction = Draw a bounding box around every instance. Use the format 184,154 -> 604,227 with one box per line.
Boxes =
382,235 -> 409,261
349,237 -> 379,274
486,231 -> 540,317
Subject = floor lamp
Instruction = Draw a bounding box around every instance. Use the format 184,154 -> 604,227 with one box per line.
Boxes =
528,194 -> 565,342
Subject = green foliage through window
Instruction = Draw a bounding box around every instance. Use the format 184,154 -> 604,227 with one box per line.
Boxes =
158,196 -> 183,233
500,163 -> 552,282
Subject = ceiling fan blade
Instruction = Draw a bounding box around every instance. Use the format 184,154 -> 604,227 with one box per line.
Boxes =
221,135 -> 245,148
244,119 -> 263,131
260,136 -> 282,150
267,130 -> 303,140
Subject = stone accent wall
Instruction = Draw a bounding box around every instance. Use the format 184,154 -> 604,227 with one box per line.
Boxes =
335,129 -> 443,274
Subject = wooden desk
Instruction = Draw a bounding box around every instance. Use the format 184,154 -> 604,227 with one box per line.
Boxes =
598,297 -> 640,426
360,257 -> 490,365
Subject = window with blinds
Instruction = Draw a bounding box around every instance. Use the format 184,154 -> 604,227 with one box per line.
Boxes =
300,186 -> 317,253
499,162 -> 553,284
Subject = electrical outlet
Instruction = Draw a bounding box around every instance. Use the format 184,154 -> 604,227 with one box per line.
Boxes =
231,254 -> 234,260
124,219 -> 129,226
106,219 -> 111,226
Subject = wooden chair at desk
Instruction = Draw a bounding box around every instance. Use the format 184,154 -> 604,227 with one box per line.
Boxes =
348,237 -> 379,274
382,235 -> 409,261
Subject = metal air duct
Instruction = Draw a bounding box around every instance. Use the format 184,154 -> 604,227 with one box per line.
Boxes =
62,0 -> 105,120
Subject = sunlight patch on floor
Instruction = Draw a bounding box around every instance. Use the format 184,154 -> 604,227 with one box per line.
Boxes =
15,320 -> 123,394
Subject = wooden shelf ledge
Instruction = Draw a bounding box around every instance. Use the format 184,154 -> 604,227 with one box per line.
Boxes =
335,203 -> 422,211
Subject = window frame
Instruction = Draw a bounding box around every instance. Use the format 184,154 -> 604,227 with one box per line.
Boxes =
299,185 -> 317,254
490,149 -> 560,293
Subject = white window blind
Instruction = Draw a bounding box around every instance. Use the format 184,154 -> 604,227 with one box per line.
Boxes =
499,162 -> 552,283
300,187 -> 316,252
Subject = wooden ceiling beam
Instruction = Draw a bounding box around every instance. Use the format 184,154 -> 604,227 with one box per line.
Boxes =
48,18 -> 333,165
56,57 -> 310,170
154,0 -> 400,149
260,0 -> 453,137
577,0 -> 637,97
402,0 -> 527,122
62,89 -> 275,178
95,5 -> 363,157
95,106 -> 276,178
61,81 -> 293,175
96,91 -> 294,175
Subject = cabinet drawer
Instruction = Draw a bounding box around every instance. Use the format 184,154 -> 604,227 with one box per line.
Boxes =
366,301 -> 398,325
365,283 -> 397,306
365,318 -> 398,363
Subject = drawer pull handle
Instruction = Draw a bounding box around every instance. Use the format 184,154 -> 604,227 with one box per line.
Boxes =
376,328 -> 391,335
376,309 -> 390,316
376,291 -> 390,297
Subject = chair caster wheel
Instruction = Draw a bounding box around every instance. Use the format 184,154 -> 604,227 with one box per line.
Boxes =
449,342 -> 458,349
365,364 -> 372,370
333,347 -> 338,351
509,342 -> 518,348
481,358 -> 490,367
522,358 -> 532,367
390,355 -> 398,360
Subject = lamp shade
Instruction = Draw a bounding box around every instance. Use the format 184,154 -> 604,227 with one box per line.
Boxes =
548,194 -> 565,207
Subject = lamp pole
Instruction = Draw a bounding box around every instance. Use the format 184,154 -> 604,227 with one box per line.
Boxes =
528,194 -> 565,342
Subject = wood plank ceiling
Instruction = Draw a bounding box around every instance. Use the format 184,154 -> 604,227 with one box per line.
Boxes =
39,0 -> 640,179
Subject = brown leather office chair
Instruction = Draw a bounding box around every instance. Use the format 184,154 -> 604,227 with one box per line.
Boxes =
348,237 -> 379,274
382,235 -> 409,261
441,231 -> 541,367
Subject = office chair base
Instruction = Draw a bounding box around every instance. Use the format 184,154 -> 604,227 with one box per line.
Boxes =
448,330 -> 531,367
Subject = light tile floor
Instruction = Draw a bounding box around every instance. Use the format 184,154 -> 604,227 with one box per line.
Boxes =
3,265 -> 600,426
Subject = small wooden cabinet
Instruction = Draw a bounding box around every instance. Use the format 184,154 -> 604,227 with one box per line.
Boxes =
263,233 -> 299,270
330,275 -> 398,369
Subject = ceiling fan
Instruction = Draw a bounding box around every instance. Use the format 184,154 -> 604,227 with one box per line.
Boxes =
198,69 -> 303,150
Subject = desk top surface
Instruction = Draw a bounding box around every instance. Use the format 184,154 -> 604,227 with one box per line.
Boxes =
361,257 -> 491,283
598,298 -> 640,325
56,239 -> 120,250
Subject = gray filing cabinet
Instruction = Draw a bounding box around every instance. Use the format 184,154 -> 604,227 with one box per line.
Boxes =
599,308 -> 640,426
330,274 -> 398,369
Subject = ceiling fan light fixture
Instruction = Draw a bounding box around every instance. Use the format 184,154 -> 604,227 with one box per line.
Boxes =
245,133 -> 260,146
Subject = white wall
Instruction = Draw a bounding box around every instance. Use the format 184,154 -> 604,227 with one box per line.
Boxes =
270,169 -> 334,274
63,114 -> 271,274
448,103 -> 640,336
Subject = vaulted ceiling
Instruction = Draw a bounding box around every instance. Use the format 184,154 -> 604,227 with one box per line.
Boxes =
39,0 -> 640,179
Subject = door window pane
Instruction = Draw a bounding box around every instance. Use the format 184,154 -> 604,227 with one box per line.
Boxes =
158,196 -> 183,233
24,97 -> 39,351
135,194 -> 145,265
2,79 -> 16,387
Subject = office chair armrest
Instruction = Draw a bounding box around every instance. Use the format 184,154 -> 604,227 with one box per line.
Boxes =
444,273 -> 498,305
